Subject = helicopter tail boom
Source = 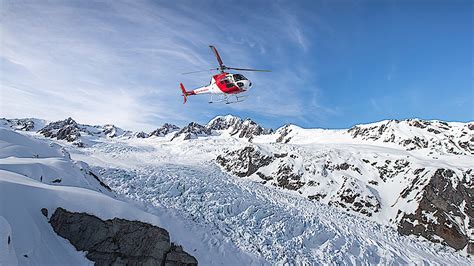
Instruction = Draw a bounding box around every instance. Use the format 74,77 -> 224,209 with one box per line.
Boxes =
180,83 -> 197,104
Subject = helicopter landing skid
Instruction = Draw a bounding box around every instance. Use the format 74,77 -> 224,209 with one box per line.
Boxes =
209,94 -> 248,104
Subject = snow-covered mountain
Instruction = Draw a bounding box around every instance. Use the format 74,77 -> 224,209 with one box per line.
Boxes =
347,119 -> 473,155
1,115 -> 472,264
149,123 -> 180,137
0,127 -> 198,265
1,118 -> 47,132
15,117 -> 133,147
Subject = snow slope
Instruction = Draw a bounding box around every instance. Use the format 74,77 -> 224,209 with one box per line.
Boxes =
0,128 -> 260,265
1,116 -> 472,264
64,128 -> 471,264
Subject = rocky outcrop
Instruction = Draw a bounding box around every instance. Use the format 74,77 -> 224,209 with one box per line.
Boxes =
39,117 -> 82,143
217,146 -> 305,190
102,124 -> 125,138
217,142 -> 472,251
38,118 -> 129,146
134,131 -> 149,138
328,177 -> 380,217
397,169 -> 473,254
49,207 -> 198,265
348,119 -> 474,155
206,115 -> 243,131
217,146 -> 274,177
275,125 -> 293,143
149,123 -> 180,137
3,118 -> 35,131
207,115 -> 272,140
230,119 -> 268,140
171,122 -> 211,141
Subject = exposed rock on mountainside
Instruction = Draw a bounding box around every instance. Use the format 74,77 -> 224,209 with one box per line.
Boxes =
1,118 -> 39,131
49,207 -> 198,265
39,117 -> 82,143
4,114 -> 473,258
328,177 -> 381,217
207,115 -> 272,140
206,115 -> 243,131
171,122 -> 211,141
37,118 -> 129,146
348,119 -> 474,155
149,123 -> 180,137
102,124 -> 124,138
216,146 -> 274,177
134,131 -> 149,138
275,125 -> 294,143
217,146 -> 305,190
397,169 -> 473,253
216,139 -> 473,254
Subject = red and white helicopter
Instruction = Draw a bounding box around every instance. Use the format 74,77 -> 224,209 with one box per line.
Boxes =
180,45 -> 270,104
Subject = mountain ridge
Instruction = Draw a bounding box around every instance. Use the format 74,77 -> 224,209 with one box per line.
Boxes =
1,115 -> 472,255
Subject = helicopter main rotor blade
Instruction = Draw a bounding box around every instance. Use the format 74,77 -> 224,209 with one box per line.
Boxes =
227,67 -> 271,72
209,45 -> 225,72
182,68 -> 218,75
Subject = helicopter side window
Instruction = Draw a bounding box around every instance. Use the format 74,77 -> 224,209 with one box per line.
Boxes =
226,83 -> 234,88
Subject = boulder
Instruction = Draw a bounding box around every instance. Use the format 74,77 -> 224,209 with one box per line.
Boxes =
49,207 -> 197,265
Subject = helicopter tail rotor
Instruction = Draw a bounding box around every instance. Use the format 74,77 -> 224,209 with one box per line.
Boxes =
180,83 -> 189,104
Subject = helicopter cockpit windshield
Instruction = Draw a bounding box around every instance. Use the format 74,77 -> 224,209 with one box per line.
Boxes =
233,74 -> 247,81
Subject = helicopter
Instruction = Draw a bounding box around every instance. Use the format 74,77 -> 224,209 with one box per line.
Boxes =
180,45 -> 270,104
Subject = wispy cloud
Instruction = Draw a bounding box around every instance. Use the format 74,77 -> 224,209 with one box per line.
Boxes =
1,0 -> 332,130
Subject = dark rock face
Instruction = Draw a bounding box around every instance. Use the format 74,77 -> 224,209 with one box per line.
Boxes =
328,177 -> 380,217
274,164 -> 305,190
348,119 -> 473,155
49,207 -> 198,265
206,115 -> 243,131
102,125 -> 123,138
229,119 -> 267,140
207,116 -> 272,140
149,123 -> 180,137
217,146 -> 273,177
10,118 -> 35,131
275,125 -> 293,143
165,244 -> 198,266
171,122 -> 211,141
38,118 -> 129,146
217,146 -> 305,190
135,131 -> 149,138
375,159 -> 410,182
41,208 -> 48,218
397,169 -> 473,254
39,117 -> 81,142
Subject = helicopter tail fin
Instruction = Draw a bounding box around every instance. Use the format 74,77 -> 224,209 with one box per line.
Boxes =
180,83 -> 188,104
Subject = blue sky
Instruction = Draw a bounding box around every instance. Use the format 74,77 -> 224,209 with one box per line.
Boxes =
1,0 -> 472,131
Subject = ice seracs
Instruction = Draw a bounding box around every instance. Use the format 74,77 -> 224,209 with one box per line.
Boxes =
2,114 -> 473,262
0,128 -> 198,265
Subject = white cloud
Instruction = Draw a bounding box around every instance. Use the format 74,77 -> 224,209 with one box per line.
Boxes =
1,0 -> 330,130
